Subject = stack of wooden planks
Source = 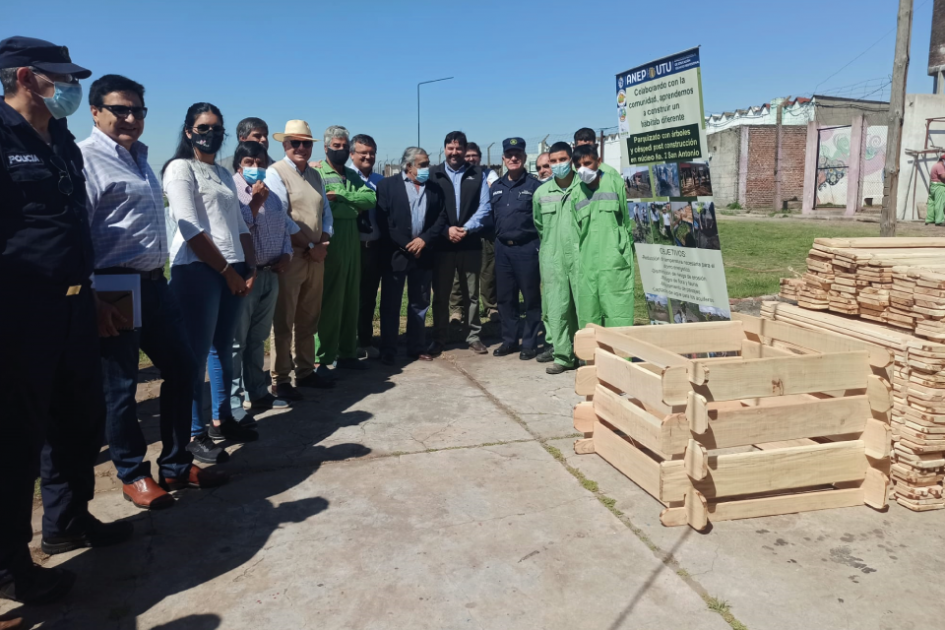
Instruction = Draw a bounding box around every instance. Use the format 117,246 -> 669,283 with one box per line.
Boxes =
761,301 -> 945,511
783,238 -> 945,341
780,278 -> 804,301
571,317 -> 889,530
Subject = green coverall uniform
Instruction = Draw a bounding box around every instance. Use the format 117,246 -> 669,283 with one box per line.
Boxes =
928,181 -> 945,225
599,162 -> 620,178
313,162 -> 377,365
573,170 -> 636,327
534,175 -> 583,368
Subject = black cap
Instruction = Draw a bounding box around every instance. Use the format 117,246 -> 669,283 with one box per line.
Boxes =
502,137 -> 526,153
0,36 -> 91,79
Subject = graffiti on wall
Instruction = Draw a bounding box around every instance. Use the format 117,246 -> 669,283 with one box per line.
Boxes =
815,126 -> 887,207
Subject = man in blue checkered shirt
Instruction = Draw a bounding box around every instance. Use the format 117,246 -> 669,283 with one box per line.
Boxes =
80,74 -> 228,510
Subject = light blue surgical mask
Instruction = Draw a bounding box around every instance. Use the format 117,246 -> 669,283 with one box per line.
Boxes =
551,162 -> 572,180
242,166 -> 266,184
416,167 -> 430,183
38,75 -> 83,119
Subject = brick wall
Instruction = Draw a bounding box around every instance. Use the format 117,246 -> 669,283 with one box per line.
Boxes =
744,126 -> 807,210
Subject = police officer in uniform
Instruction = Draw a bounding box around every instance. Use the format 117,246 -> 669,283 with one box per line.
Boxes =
0,37 -> 133,606
490,138 -> 543,360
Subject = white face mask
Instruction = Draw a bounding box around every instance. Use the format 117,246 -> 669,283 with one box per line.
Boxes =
577,166 -> 599,185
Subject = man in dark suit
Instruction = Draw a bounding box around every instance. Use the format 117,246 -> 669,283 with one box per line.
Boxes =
375,147 -> 447,365
429,131 -> 492,355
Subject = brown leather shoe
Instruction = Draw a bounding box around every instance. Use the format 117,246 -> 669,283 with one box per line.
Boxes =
122,478 -> 174,510
161,465 -> 230,491
469,340 -> 488,354
0,617 -> 23,630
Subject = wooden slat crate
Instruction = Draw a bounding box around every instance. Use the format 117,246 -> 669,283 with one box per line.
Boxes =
571,316 -> 891,531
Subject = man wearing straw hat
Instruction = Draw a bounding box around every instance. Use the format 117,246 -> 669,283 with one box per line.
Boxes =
265,120 -> 335,398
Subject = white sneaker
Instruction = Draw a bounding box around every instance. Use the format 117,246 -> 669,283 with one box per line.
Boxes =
360,346 -> 380,359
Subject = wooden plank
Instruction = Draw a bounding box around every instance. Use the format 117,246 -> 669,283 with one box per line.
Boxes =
593,420 -> 662,501
574,438 -> 595,455
863,468 -> 889,509
684,439 -> 708,480
734,313 -> 893,367
814,237 -> 945,248
573,328 -> 597,361
863,418 -> 892,460
685,489 -> 709,531
693,395 -> 869,450
660,441 -> 868,502
709,488 -> 864,521
756,439 -> 819,450
592,325 -> 689,369
867,375 -> 893,413
688,352 -> 869,402
573,401 -> 595,433
589,321 -> 745,355
594,349 -> 683,415
659,506 -> 688,527
593,385 -> 674,458
740,339 -> 796,359
575,365 -> 597,396
686,392 -> 709,434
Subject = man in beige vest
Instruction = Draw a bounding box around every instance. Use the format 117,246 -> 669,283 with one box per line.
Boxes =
266,120 -> 334,398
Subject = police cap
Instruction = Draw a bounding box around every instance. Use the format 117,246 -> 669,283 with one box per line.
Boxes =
502,137 -> 526,154
0,36 -> 91,79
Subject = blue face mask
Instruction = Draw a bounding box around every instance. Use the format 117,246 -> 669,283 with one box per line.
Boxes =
551,162 -> 572,180
242,166 -> 266,184
38,76 -> 83,119
416,167 -> 430,183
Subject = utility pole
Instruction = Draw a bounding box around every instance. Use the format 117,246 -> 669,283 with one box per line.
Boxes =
882,0 -> 914,236
486,142 -> 495,168
599,129 -> 606,164
773,99 -> 784,213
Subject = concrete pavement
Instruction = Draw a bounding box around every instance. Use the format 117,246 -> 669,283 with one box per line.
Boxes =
2,344 -> 944,629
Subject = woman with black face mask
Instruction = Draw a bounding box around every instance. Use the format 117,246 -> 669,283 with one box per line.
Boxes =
161,102 -> 261,466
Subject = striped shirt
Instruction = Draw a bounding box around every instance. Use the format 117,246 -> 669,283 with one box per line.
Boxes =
233,172 -> 300,266
79,127 -> 167,271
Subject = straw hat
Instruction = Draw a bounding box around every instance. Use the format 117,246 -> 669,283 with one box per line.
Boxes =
273,120 -> 319,142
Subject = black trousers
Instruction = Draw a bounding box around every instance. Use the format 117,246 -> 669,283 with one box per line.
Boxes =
0,284 -> 105,582
495,240 -> 542,350
358,241 -> 384,348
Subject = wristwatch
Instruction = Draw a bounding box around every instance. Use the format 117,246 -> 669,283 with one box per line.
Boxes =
306,242 -> 315,252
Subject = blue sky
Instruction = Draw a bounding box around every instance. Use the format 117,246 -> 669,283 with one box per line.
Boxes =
4,0 -> 936,170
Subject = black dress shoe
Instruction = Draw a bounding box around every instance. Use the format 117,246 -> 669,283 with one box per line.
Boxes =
536,347 -> 554,363
428,342 -> 445,356
469,340 -> 488,354
187,432 -> 228,464
520,348 -> 538,360
0,565 -> 75,605
492,343 -> 519,357
296,372 -> 334,389
273,382 -> 304,401
41,516 -> 134,555
209,418 -> 259,443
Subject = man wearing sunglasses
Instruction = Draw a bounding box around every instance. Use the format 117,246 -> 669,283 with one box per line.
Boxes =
79,74 -> 227,511
0,36 -> 133,606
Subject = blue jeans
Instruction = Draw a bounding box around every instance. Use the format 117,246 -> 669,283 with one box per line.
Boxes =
380,265 -> 432,355
231,268 -> 279,411
100,276 -> 196,483
171,261 -> 246,436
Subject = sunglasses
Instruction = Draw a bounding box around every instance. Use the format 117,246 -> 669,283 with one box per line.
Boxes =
192,124 -> 224,135
99,104 -> 148,120
49,155 -> 74,196
290,140 -> 313,149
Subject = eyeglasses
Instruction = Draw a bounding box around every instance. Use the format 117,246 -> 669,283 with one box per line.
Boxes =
289,140 -> 313,149
192,124 -> 224,135
99,104 -> 148,120
49,155 -> 74,196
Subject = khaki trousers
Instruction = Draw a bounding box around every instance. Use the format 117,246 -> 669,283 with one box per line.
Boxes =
271,254 -> 324,384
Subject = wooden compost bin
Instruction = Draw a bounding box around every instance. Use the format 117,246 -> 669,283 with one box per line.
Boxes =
570,315 -> 892,531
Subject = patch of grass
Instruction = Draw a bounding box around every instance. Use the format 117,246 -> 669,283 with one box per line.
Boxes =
704,596 -> 749,630
726,201 -> 742,210
676,568 -> 690,578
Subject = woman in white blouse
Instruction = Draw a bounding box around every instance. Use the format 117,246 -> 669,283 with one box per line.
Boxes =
162,102 -> 259,465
